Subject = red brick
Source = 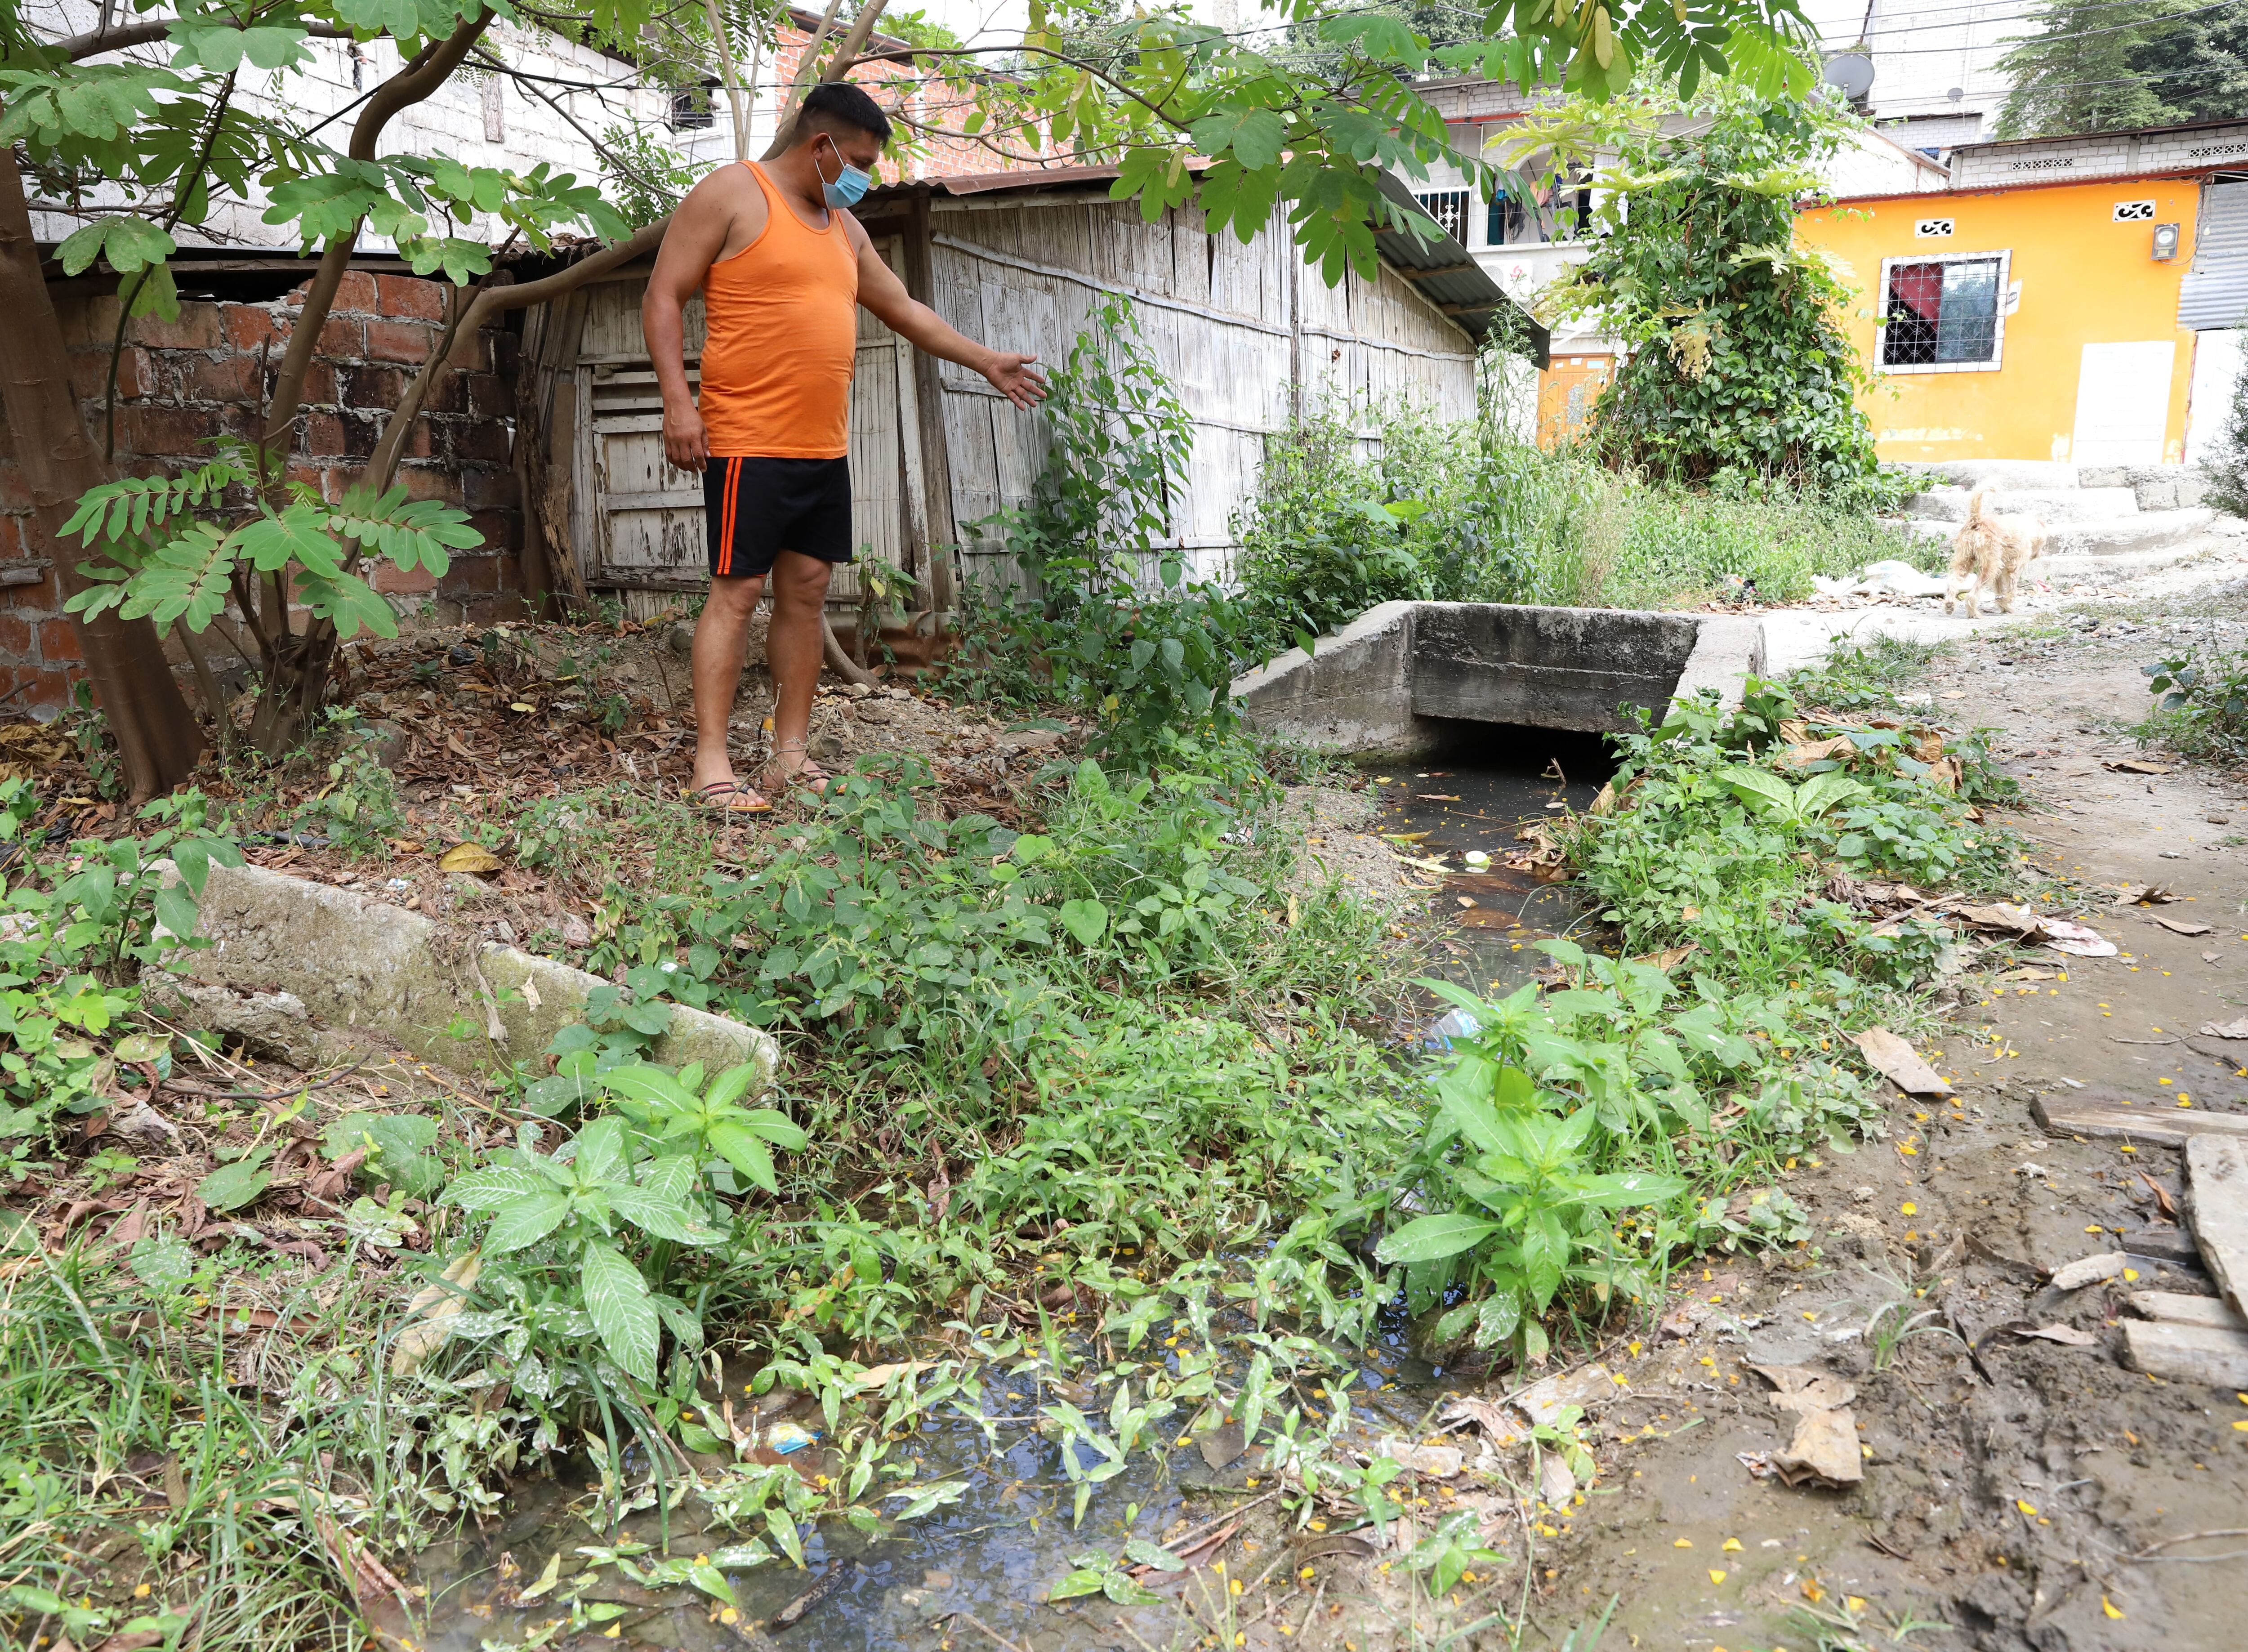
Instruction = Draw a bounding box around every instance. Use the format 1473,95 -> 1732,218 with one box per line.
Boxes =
372,561 -> 439,594
121,404 -> 212,458
366,318 -> 437,365
447,553 -> 501,595
300,411 -> 348,457
131,304 -> 224,351
464,467 -> 518,509
332,271 -> 379,315
466,371 -> 510,418
0,513 -> 28,558
316,316 -> 364,359
36,616 -> 84,663
466,510 -> 515,553
185,354 -> 263,403
457,420 -> 512,465
77,296 -> 123,348
400,418 -> 434,460
0,464 -> 33,512
68,346 -> 151,401
339,365 -> 406,409
0,614 -> 34,660
489,329 -> 520,375
299,362 -> 337,407
283,460 -> 331,496
401,465 -> 463,505
442,330 -> 488,373
224,306 -> 284,352
377,275 -> 446,321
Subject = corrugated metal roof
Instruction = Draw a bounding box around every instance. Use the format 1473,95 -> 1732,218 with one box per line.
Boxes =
1372,171 -> 1549,367
2181,179 -> 2248,331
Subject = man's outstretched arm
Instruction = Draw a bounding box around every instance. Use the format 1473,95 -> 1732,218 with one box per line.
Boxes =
644,177 -> 740,473
852,230 -> 1048,409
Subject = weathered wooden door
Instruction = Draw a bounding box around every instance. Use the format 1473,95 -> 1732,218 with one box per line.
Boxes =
569,241 -> 921,618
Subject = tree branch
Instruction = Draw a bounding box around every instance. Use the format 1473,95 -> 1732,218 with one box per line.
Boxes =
260,14 -> 494,480
56,18 -> 354,63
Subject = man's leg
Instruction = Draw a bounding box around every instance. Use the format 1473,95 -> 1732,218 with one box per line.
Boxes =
765,549 -> 835,779
691,572 -> 767,793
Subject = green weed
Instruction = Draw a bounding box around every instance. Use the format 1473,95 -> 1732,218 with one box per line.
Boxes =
2143,644 -> 2248,763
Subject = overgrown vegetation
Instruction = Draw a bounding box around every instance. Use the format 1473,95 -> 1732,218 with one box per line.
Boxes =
1543,87 -> 1882,495
2144,641 -> 2248,763
1229,400 -> 1923,660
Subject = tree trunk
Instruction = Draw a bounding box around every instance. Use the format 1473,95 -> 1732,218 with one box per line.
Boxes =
0,138 -> 204,798
244,17 -> 494,759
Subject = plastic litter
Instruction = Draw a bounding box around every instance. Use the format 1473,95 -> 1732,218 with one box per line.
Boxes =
1811,559 -> 1951,600
1423,1007 -> 1481,1050
767,1419 -> 817,1453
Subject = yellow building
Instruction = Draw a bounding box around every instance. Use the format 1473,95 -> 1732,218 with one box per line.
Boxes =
1795,121 -> 2248,467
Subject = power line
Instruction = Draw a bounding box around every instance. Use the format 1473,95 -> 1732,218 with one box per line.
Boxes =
1868,0 -> 2242,50
1831,0 -> 2208,42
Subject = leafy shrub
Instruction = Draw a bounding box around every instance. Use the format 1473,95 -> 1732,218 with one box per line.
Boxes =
943,295 -> 1246,761
0,786 -> 241,1155
2145,645 -> 2248,763
1551,89 -> 1882,495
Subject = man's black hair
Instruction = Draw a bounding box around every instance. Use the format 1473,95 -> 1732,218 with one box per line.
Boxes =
795,81 -> 893,147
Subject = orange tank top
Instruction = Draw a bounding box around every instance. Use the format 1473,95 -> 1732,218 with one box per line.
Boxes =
696,161 -> 859,459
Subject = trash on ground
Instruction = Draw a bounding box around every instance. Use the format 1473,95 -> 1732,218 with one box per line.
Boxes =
2041,919 -> 2118,958
2049,1251 -> 2128,1290
1375,1438 -> 1463,1478
2199,1018 -> 2248,1040
1811,560 -> 1949,599
1439,1394 -> 1531,1449
1744,1364 -> 1863,1487
1853,1027 -> 1953,1096
1514,1362 -> 1617,1426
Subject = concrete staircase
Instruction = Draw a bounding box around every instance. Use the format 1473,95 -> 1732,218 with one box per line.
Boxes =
1892,460 -> 2225,581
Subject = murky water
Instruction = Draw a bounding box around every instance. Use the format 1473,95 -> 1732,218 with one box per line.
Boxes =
1363,725 -> 1615,1005
410,734 -> 1614,1652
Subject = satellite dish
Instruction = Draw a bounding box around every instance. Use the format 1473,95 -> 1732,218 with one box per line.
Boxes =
1824,52 -> 1875,102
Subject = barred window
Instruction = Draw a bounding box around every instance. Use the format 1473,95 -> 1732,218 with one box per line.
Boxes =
1487,176 -> 1592,247
1882,255 -> 2005,369
671,84 -> 717,131
1414,189 -> 1470,242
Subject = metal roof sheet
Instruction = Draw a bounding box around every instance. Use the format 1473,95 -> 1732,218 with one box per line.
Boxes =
1372,171 -> 1549,367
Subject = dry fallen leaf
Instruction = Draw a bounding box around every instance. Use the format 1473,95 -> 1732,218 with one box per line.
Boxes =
2013,1323 -> 2098,1348
2104,759 -> 2168,775
2114,884 -> 2179,906
1853,1027 -> 1953,1096
391,1249 -> 483,1375
439,841 -> 503,875
2049,1251 -> 2127,1291
2156,917 -> 2215,937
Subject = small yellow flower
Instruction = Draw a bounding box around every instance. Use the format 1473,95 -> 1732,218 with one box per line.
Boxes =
1709,1569 -> 1727,1585
1722,1538 -> 1742,1552
1675,1538 -> 1693,1548
2016,1500 -> 2038,1516
2103,1596 -> 2124,1619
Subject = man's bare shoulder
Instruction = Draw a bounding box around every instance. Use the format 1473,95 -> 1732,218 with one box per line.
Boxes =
682,161 -> 760,213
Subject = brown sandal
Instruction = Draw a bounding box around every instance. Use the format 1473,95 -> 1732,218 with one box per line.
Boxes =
688,780 -> 771,815
766,742 -> 833,795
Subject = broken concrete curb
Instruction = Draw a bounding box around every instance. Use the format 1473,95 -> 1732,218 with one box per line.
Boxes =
1231,601 -> 1766,758
153,860 -> 780,1088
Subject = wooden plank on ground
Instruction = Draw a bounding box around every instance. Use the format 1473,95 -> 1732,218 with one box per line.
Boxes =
2033,1095 -> 2248,1145
2127,1290 -> 2248,1331
2185,1134 -> 2248,1315
2121,1318 -> 2248,1386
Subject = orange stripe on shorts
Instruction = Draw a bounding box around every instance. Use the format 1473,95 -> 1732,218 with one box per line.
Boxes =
718,457 -> 739,577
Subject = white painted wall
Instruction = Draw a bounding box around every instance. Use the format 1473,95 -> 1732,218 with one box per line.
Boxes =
2187,329 -> 2244,468
24,4 -> 678,251
1805,0 -> 2026,146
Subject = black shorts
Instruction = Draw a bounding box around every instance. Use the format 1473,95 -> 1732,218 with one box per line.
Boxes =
704,455 -> 854,579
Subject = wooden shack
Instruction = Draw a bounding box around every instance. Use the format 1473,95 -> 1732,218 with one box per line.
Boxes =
519,165 -> 1543,625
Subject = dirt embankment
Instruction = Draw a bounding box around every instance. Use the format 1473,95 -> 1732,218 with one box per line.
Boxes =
1514,622 -> 2248,1652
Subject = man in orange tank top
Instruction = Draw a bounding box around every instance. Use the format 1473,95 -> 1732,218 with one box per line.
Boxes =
644,81 -> 1048,812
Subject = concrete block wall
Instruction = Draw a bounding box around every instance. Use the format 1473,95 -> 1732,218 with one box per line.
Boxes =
0,271 -> 525,714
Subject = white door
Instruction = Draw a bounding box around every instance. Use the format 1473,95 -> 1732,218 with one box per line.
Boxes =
2186,329 -> 2243,467
2071,341 -> 2175,467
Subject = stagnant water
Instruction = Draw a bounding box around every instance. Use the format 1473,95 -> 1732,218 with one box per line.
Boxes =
412,737 -> 1613,1652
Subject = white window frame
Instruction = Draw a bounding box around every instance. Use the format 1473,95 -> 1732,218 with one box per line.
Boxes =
1875,249 -> 2013,375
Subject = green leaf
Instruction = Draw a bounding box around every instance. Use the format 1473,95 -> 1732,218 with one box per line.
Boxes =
1717,768 -> 1796,817
197,1155 -> 270,1212
573,1116 -> 628,1183
152,882 -> 200,941
482,1190 -> 571,1254
705,1120 -> 777,1194
1057,898 -> 1108,947
580,1241 -> 660,1384
1122,1538 -> 1185,1572
442,1166 -> 558,1210
1048,1568 -> 1110,1601
734,1107 -> 806,1151
1375,1213 -> 1500,1265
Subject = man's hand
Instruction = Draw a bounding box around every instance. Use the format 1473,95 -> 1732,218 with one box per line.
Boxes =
981,351 -> 1048,410
663,401 -> 710,473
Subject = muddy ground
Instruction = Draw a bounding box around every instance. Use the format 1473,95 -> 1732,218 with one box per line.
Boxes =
1450,614 -> 2248,1652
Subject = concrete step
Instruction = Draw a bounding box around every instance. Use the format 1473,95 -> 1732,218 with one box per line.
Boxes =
1897,508 -> 2213,555
1905,487 -> 2141,525
1905,459 -> 2083,491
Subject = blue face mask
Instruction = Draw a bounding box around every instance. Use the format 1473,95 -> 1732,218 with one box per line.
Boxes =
816,136 -> 872,209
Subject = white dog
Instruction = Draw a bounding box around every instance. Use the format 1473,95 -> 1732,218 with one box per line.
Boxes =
1944,491 -> 2047,616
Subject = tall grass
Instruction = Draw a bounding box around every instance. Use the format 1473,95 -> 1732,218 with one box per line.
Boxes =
1228,403 -> 1931,661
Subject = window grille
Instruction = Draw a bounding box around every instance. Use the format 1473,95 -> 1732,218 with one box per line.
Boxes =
1881,255 -> 2006,370
671,85 -> 716,131
1414,189 -> 1470,242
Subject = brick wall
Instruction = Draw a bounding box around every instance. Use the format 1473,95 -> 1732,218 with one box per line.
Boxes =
0,268 -> 526,713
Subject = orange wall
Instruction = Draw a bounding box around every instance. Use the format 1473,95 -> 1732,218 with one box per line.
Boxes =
1795,178 -> 2201,464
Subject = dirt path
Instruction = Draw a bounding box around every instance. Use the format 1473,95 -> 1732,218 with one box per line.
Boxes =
1521,620 -> 2248,1652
